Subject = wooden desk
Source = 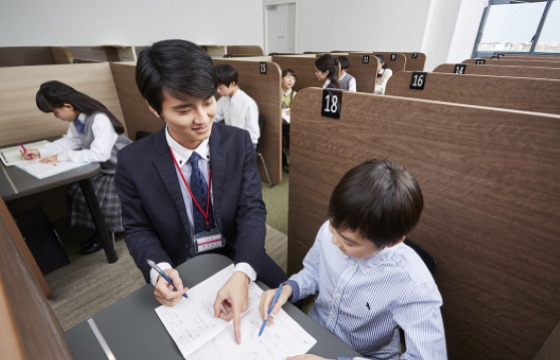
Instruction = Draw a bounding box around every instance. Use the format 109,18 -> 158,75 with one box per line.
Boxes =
65,254 -> 361,359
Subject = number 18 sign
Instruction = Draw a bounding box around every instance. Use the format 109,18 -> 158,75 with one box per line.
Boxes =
321,89 -> 343,119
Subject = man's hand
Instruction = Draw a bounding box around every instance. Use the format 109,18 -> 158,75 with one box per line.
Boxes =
154,268 -> 188,306
40,154 -> 58,163
213,271 -> 250,344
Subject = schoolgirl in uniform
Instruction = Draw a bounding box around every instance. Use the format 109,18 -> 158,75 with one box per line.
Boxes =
374,54 -> 393,95
314,54 -> 342,89
24,81 -> 132,254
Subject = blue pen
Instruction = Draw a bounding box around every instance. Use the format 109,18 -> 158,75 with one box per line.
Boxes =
258,283 -> 283,336
147,259 -> 189,299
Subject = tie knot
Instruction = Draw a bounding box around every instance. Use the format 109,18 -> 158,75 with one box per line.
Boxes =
74,119 -> 85,134
189,152 -> 201,166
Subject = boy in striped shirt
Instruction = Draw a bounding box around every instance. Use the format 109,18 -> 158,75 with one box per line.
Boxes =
260,159 -> 447,360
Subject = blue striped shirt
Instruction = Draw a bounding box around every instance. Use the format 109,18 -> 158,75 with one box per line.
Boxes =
286,221 -> 447,360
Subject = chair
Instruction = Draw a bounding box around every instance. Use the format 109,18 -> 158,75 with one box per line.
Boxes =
256,115 -> 272,188
135,130 -> 152,141
403,237 -> 437,274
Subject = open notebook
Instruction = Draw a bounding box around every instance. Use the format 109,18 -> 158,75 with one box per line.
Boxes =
155,265 -> 317,359
0,140 -> 50,166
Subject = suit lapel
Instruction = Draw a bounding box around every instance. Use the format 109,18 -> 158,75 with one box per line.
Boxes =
209,125 -> 226,230
153,129 -> 193,239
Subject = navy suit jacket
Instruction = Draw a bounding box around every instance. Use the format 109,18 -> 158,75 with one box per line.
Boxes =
115,123 -> 267,282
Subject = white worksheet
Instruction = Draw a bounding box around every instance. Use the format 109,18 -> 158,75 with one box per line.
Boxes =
155,265 -> 317,360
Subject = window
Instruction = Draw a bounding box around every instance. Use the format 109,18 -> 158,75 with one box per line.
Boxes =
473,0 -> 559,56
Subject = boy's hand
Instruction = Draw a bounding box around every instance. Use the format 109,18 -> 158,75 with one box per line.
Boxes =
288,355 -> 333,360
154,268 -> 188,306
213,271 -> 249,344
20,148 -> 39,160
259,284 -> 293,326
40,154 -> 58,163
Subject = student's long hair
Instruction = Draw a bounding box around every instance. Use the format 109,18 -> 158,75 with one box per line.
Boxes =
375,54 -> 389,70
36,80 -> 125,134
315,54 -> 341,89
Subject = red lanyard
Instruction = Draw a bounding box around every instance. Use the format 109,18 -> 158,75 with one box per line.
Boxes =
170,148 -> 212,227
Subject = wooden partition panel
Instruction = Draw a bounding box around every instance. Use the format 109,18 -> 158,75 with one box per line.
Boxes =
213,59 -> 283,185
0,63 -> 126,146
343,54 -> 378,93
0,47 -> 56,67
69,46 -> 120,62
402,52 -> 426,71
372,52 -> 407,72
465,58 -> 560,68
0,197 -> 74,359
226,45 -> 264,56
434,63 -> 560,80
110,63 -> 163,139
288,88 -> 560,360
385,71 -> 560,115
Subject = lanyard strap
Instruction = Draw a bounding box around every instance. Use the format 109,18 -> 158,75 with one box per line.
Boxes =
169,148 -> 212,223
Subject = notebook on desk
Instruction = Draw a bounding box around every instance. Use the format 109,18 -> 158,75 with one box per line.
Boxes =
155,264 -> 317,360
0,140 -> 50,166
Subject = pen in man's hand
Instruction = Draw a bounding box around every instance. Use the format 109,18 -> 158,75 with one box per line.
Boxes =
258,283 -> 283,336
146,259 -> 189,299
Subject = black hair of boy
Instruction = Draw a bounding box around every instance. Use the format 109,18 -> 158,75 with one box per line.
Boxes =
282,68 -> 297,79
375,54 -> 389,69
135,39 -> 217,116
338,55 -> 350,70
328,159 -> 423,248
215,63 -> 239,87
36,80 -> 125,134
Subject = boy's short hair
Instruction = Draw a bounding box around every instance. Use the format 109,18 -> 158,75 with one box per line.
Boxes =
282,68 -> 297,79
338,56 -> 350,70
135,39 -> 217,116
328,159 -> 424,248
215,63 -> 239,87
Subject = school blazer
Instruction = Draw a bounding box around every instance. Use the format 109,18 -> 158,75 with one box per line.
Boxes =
115,123 -> 267,282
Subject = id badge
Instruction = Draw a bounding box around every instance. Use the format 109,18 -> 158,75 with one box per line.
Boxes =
194,229 -> 224,254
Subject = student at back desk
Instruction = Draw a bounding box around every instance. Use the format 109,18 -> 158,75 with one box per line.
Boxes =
23,80 -> 132,254
315,54 -> 342,90
214,63 -> 260,149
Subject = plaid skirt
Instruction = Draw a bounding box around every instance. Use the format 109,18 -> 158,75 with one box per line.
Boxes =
67,173 -> 124,233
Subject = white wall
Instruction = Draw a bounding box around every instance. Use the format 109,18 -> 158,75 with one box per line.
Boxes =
0,0 -> 263,46
294,0 -> 432,53
0,0 -> 484,71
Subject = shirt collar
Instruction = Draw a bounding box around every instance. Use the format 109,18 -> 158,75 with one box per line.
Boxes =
165,125 -> 210,167
323,79 -> 331,88
351,245 -> 394,274
77,113 -> 86,122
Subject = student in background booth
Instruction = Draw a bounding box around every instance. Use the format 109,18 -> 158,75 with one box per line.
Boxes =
314,54 -> 341,90
214,63 -> 260,149
23,80 -> 132,254
374,54 -> 393,95
281,68 -> 297,170
338,55 -> 357,92
260,159 -> 447,360
115,39 -> 287,345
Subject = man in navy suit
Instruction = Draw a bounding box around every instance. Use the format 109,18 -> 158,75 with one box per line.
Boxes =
115,39 -> 286,344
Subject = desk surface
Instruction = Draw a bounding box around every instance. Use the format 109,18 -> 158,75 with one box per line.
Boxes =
65,254 -> 361,359
0,161 -> 100,201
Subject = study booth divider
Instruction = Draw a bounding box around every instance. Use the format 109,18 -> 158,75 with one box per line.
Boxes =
464,57 -> 560,69
212,59 -> 283,186
385,71 -> 560,115
287,88 -> 560,360
433,63 -> 560,80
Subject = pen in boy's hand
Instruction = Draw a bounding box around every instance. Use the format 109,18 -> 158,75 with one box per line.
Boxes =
146,259 -> 189,299
258,283 -> 284,336
19,142 -> 33,159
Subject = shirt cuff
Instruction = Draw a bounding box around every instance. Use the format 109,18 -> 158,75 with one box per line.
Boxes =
284,279 -> 300,302
150,262 -> 172,286
234,262 -> 257,282
57,152 -> 70,162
